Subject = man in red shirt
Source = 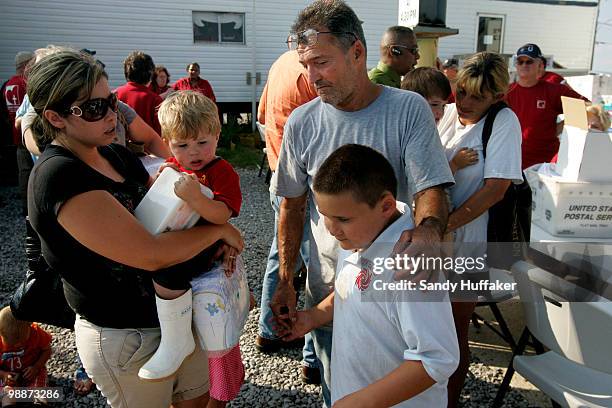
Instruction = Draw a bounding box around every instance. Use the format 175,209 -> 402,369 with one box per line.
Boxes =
3,51 -> 34,214
3,52 -> 33,146
506,43 -> 588,239
507,43 -> 587,169
172,62 -> 216,103
115,51 -> 163,135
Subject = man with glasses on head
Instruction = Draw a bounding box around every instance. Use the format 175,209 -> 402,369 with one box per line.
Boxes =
506,43 -> 587,240
271,1 -> 454,406
368,26 -> 420,88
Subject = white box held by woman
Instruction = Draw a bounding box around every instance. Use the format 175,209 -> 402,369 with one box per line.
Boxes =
525,164 -> 612,238
134,167 -> 214,234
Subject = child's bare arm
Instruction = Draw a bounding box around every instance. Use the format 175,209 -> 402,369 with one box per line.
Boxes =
450,147 -> 478,174
174,173 -> 232,224
0,369 -> 17,384
22,345 -> 52,382
333,360 -> 435,408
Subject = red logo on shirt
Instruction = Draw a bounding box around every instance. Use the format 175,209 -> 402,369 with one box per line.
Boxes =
536,100 -> 546,109
355,268 -> 372,291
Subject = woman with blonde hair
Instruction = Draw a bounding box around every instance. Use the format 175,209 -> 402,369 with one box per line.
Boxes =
26,48 -> 243,408
436,52 -> 523,407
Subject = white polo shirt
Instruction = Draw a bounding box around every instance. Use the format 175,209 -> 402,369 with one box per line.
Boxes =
331,202 -> 460,407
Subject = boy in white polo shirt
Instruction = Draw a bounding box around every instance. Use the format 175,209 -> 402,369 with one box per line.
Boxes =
277,144 -> 459,407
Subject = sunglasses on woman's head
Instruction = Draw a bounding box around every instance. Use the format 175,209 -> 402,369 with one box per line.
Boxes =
65,93 -> 118,122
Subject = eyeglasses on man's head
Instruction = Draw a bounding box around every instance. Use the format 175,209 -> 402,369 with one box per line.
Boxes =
286,29 -> 358,50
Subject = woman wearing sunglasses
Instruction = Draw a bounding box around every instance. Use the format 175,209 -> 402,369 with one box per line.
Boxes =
435,52 -> 523,407
26,49 -> 243,408
21,51 -> 170,161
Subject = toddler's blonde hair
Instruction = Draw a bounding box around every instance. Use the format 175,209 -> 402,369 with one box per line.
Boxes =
0,306 -> 31,346
158,90 -> 221,141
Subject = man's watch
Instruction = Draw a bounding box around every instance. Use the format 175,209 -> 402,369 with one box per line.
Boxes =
419,216 -> 446,239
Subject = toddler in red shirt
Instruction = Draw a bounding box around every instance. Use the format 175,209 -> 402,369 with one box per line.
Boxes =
138,90 -> 247,406
0,307 -> 52,391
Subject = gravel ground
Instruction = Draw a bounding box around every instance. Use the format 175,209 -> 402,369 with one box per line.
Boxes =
0,167 -> 532,407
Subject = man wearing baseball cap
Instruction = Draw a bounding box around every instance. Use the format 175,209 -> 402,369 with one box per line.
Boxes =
506,43 -> 587,240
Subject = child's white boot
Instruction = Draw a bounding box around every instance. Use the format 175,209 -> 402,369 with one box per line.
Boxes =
138,289 -> 195,381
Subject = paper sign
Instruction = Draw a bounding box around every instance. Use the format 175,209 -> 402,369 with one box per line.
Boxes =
398,0 -> 419,28
561,96 -> 589,130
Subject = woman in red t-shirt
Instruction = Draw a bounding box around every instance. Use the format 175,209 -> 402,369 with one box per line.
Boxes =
149,65 -> 172,98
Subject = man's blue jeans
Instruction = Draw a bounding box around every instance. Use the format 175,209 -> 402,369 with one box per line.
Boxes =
258,191 -> 317,368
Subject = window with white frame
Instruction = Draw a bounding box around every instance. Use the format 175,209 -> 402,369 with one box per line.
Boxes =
476,15 -> 504,53
193,11 -> 245,44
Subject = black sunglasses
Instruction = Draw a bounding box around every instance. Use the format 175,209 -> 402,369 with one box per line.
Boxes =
390,44 -> 419,55
65,93 -> 118,122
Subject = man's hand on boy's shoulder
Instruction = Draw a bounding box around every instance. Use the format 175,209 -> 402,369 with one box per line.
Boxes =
391,218 -> 444,282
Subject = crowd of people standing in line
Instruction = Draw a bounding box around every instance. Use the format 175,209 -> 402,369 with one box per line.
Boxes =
0,0 -> 601,406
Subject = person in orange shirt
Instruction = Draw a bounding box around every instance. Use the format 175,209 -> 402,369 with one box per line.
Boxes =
256,50 -> 321,385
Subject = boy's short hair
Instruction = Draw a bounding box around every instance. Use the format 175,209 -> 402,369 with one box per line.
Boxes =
158,90 -> 221,141
313,144 -> 397,208
0,306 -> 31,345
401,67 -> 451,100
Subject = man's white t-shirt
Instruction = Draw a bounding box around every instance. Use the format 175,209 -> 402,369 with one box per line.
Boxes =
437,104 -> 522,259
331,202 -> 459,407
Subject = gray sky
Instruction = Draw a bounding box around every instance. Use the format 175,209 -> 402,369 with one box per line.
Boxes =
593,0 -> 612,72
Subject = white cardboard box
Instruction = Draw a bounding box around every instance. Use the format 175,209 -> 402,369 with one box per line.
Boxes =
525,164 -> 612,238
556,97 -> 612,182
134,167 -> 213,234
